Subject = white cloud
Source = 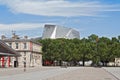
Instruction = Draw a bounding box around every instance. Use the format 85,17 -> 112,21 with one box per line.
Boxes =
0,23 -> 44,31
0,0 -> 120,17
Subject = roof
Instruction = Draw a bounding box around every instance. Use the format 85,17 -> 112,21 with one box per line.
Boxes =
2,39 -> 42,46
42,24 -> 80,39
0,40 -> 21,57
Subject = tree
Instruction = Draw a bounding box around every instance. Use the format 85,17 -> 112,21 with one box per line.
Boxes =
88,34 -> 98,43
38,34 -> 120,67
118,36 -> 120,42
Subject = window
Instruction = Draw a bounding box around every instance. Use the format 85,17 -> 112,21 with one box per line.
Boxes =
8,43 -> 12,48
24,52 -> 26,56
15,43 -> 19,49
23,43 -> 27,49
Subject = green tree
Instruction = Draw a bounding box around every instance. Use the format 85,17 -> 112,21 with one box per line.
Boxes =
38,34 -> 120,67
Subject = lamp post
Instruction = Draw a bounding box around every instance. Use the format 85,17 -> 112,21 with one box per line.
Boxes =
82,38 -> 86,66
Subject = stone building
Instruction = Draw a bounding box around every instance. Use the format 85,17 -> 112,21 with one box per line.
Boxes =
0,40 -> 20,67
115,58 -> 120,66
1,33 -> 42,67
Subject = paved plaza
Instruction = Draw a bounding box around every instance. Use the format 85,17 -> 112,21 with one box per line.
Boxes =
0,67 -> 120,80
103,67 -> 120,80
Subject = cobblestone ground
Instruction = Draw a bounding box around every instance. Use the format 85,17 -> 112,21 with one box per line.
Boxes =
0,67 -> 119,80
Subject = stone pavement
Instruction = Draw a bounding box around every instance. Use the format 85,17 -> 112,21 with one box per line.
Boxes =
0,67 -> 58,76
103,67 -> 120,80
0,67 -> 119,80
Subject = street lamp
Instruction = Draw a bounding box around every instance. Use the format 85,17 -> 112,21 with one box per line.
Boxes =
83,38 -> 86,66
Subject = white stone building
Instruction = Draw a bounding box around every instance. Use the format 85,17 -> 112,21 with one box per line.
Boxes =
1,34 -> 42,67
115,58 -> 120,66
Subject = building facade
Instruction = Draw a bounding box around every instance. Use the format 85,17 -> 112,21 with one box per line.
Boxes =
1,34 -> 42,67
0,40 -> 20,68
42,24 -> 80,39
115,58 -> 120,66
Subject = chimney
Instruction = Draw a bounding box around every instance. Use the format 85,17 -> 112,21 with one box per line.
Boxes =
1,35 -> 6,40
12,32 -> 19,39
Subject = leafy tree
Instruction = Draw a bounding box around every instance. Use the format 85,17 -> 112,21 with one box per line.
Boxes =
38,34 -> 120,66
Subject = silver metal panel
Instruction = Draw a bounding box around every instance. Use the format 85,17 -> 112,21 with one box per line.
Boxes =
42,24 -> 80,39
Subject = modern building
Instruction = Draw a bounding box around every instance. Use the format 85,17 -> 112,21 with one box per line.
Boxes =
0,40 -> 20,68
1,33 -> 42,67
42,24 -> 80,39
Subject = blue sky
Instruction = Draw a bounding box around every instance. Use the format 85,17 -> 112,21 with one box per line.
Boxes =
0,0 -> 120,39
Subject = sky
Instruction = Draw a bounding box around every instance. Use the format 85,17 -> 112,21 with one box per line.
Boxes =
0,0 -> 120,39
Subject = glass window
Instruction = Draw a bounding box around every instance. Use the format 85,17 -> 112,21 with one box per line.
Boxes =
9,43 -> 12,48
24,52 -> 26,56
15,43 -> 19,49
24,43 -> 27,49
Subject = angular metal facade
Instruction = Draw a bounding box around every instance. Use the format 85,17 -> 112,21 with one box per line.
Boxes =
42,24 -> 80,39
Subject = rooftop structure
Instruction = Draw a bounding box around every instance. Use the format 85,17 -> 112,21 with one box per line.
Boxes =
42,24 -> 80,39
